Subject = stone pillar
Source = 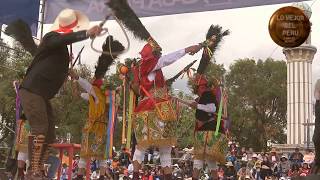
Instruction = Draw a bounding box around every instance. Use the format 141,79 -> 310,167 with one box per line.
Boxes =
283,44 -> 316,145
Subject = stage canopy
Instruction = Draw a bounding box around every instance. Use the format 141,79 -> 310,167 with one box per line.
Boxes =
0,0 -> 40,35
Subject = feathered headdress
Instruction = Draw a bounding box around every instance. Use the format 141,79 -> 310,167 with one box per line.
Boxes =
197,25 -> 230,74
94,35 -> 125,79
4,19 -> 38,56
189,25 -> 229,92
106,0 -> 161,52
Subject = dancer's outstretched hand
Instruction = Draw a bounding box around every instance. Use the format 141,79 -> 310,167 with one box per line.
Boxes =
87,25 -> 103,39
185,44 -> 202,55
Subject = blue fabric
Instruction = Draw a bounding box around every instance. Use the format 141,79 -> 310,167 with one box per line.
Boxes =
0,0 -> 40,35
47,155 -> 61,179
106,90 -> 113,158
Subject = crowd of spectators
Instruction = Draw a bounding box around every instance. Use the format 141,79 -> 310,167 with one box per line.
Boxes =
65,143 -> 315,180
219,142 -> 315,180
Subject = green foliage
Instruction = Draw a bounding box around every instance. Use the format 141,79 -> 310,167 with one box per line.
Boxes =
0,41 -> 32,145
226,58 -> 287,151
174,93 -> 196,148
51,65 -> 92,143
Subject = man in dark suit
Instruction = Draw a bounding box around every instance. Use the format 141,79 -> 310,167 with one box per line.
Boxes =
19,8 -> 102,179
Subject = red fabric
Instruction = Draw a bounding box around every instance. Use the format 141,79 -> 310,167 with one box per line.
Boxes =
194,75 -> 209,96
54,19 -> 78,34
195,75 -> 208,86
92,79 -> 103,88
134,43 -> 166,113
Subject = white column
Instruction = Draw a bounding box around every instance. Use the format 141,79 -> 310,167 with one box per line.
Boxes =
283,46 -> 316,145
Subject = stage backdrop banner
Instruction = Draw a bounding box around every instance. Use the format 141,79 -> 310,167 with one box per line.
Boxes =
0,0 -> 40,35
44,0 -> 308,23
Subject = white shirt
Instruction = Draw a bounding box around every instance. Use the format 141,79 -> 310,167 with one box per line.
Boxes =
77,77 -> 99,104
197,103 -> 217,113
147,49 -> 186,81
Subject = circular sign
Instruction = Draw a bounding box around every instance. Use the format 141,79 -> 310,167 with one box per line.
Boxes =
268,6 -> 311,48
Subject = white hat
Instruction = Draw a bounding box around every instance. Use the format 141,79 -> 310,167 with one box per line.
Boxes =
51,8 -> 89,33
226,161 -> 233,167
252,154 -> 258,158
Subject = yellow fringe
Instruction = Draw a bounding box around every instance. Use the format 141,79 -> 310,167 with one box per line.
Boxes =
193,148 -> 226,164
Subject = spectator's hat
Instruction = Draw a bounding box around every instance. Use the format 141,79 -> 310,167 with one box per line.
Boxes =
225,161 -> 233,166
280,154 -> 288,160
183,147 -> 193,152
252,153 -> 258,159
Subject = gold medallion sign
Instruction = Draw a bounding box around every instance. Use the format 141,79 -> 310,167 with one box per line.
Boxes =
269,6 -> 310,48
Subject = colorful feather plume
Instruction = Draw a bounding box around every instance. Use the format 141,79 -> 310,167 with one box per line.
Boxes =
197,25 -> 230,74
106,0 -> 151,41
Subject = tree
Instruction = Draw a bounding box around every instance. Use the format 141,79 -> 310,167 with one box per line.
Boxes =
225,58 -> 287,151
0,41 -> 32,145
174,92 -> 196,148
51,65 -> 92,144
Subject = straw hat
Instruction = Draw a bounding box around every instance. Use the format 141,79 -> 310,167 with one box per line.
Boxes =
50,8 -> 89,33
281,154 -> 288,160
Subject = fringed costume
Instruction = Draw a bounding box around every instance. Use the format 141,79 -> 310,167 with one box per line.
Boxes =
15,115 -> 31,157
75,35 -> 124,180
132,43 -> 181,148
191,25 -> 230,180
80,85 -> 107,159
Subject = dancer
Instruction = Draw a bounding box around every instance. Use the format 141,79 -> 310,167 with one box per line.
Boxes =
69,35 -> 124,180
131,40 -> 202,179
15,9 -> 102,179
190,25 -> 229,180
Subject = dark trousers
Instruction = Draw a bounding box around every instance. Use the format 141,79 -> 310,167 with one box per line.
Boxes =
314,100 -> 320,165
19,88 -> 56,144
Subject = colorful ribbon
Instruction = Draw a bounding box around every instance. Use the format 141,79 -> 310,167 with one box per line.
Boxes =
126,90 -> 134,149
13,81 -> 21,121
106,90 -> 113,159
214,87 -> 223,137
109,91 -> 116,158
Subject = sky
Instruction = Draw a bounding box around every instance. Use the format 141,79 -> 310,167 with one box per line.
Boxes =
3,0 -> 320,93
